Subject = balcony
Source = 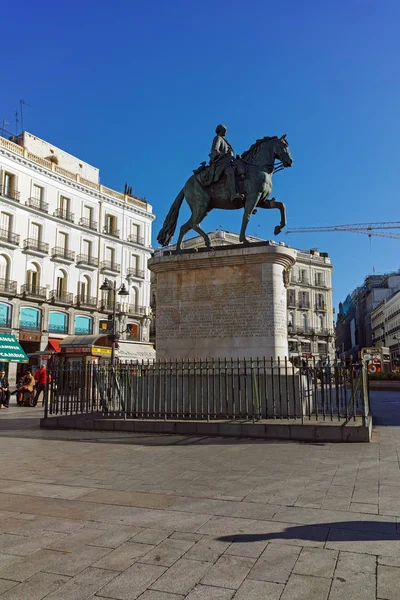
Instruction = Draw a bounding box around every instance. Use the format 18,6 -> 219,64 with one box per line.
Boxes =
315,329 -> 334,337
23,239 -> 49,255
298,301 -> 310,309
19,321 -> 41,331
76,254 -> 99,269
75,326 -> 93,335
118,304 -> 147,316
127,267 -> 145,279
287,298 -> 296,308
79,217 -> 97,231
20,284 -> 47,300
0,278 -> 17,295
50,290 -> 74,305
100,260 -> 120,274
127,233 -> 145,246
51,247 -> 75,263
0,317 -> 12,329
0,228 -> 20,247
48,323 -> 69,334
315,304 -> 328,312
0,185 -> 20,202
54,208 -> 74,223
26,197 -> 49,213
75,294 -> 97,308
103,225 -> 120,238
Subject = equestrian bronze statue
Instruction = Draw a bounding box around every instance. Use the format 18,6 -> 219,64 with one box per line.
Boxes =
157,125 -> 292,250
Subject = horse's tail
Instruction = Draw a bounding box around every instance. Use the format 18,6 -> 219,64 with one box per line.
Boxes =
157,188 -> 185,247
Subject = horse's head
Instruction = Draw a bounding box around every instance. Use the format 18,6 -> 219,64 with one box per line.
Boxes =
274,134 -> 292,168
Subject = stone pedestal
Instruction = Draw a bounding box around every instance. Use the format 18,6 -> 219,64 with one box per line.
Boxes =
148,242 -> 297,360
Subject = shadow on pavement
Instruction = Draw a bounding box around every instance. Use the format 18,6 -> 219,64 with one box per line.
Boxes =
218,521 -> 400,543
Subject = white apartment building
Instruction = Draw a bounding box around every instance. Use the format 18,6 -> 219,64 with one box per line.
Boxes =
371,291 -> 400,363
0,131 -> 154,380
151,230 -> 335,360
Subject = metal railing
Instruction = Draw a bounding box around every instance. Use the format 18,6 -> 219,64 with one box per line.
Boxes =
20,284 -> 47,299
23,238 -> 49,253
315,304 -> 327,311
44,358 -> 370,425
52,247 -> 75,261
19,320 -> 41,330
117,303 -> 147,315
50,290 -> 74,304
75,294 -> 97,308
76,254 -> 99,267
48,323 -> 68,333
54,208 -> 74,222
127,233 -> 145,245
26,197 -> 49,213
79,217 -> 97,230
0,278 -> 17,294
75,327 -> 93,334
100,260 -> 120,273
127,268 -> 145,279
298,301 -> 310,309
103,226 -> 120,238
0,229 -> 20,245
0,185 -> 20,202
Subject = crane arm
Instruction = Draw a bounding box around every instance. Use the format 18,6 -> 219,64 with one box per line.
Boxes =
285,226 -> 400,240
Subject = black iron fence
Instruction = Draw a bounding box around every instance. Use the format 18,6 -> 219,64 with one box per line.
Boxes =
43,358 -> 370,424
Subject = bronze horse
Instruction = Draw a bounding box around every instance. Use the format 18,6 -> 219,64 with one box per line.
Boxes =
157,135 -> 292,250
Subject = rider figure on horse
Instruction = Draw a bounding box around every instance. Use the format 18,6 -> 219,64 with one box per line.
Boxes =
209,124 -> 245,202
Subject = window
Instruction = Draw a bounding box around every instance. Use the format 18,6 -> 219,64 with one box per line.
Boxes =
19,306 -> 41,330
74,315 -> 93,335
105,246 -> 115,265
126,323 -> 139,340
302,313 -> 308,330
301,341 -> 311,354
287,289 -> 296,306
81,239 -> 92,258
299,269 -> 307,283
99,319 -> 112,334
30,223 -> 42,241
0,255 -> 10,281
58,232 -> 68,250
317,293 -> 324,309
315,272 -> 324,286
105,214 -> 118,235
300,291 -> 309,307
318,342 -> 328,356
318,315 -> 324,331
130,223 -> 141,243
26,263 -> 40,290
0,303 -> 11,328
0,212 -> 12,233
288,312 -> 294,329
289,341 -> 298,353
32,185 -> 43,201
56,271 -> 67,296
48,311 -> 68,334
60,196 -> 70,212
3,173 -> 15,196
78,275 -> 91,298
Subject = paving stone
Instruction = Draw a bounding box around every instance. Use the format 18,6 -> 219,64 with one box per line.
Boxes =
335,551 -> 376,574
44,566 -> 117,599
44,544 -> 111,576
201,555 -> 255,589
169,497 -> 278,521
0,548 -> 69,582
378,555 -> 400,567
150,559 -> 211,595
185,584 -> 234,599
132,528 -> 173,545
280,573 -> 331,600
0,580 -> 18,595
99,562 -> 166,599
170,532 -> 203,542
0,530 -> 66,556
78,488 -> 176,509
0,481 -> 91,500
46,526 -> 106,551
88,525 -> 143,548
326,527 -> 400,557
134,593 -> 184,600
249,543 -> 300,583
93,542 -> 155,571
233,578 -> 284,599
329,570 -> 376,600
138,538 -> 194,567
0,571 -> 70,600
377,564 -> 400,599
293,547 -> 338,578
185,538 -> 230,562
224,539 -> 268,558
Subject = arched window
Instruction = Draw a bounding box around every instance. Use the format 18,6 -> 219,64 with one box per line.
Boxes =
26,262 -> 40,291
48,311 -> 68,334
78,274 -> 91,299
0,254 -> 10,282
302,313 -> 308,331
0,303 -> 11,328
56,269 -> 68,297
288,312 -> 294,329
20,307 -> 41,331
74,315 -> 93,335
126,323 -> 139,340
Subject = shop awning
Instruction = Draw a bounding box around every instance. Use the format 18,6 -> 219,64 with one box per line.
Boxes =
0,334 -> 29,363
116,342 -> 156,362
47,339 -> 61,353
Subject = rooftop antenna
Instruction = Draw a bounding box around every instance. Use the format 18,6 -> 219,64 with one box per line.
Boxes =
20,100 -> 29,133
15,111 -> 19,136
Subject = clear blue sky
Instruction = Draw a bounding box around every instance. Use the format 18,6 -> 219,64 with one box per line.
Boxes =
2,0 -> 399,308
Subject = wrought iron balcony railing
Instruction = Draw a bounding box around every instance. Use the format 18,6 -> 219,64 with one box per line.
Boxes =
79,217 -> 98,230
103,225 -> 120,238
48,323 -> 69,333
26,197 -> 49,213
0,185 -> 20,202
127,233 -> 145,245
23,238 -> 49,254
51,247 -> 75,261
0,229 -> 20,245
76,254 -> 99,267
19,321 -> 41,331
0,318 -> 12,329
100,260 -> 120,273
20,284 -> 47,299
0,278 -> 17,294
75,326 -> 93,334
298,301 -> 310,309
50,290 -> 74,304
315,304 -> 328,311
75,294 -> 97,308
54,208 -> 74,222
127,267 -> 145,279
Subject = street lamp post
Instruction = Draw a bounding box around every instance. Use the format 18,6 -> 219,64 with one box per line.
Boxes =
100,278 -> 129,366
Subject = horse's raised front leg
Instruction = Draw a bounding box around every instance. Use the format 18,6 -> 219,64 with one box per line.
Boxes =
268,198 -> 287,236
239,193 -> 261,244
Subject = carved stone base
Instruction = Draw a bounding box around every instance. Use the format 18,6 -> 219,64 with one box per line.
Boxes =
148,242 -> 297,360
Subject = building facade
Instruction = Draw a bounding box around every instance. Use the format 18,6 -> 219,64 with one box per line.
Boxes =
151,230 -> 335,360
0,131 -> 154,381
371,291 -> 400,364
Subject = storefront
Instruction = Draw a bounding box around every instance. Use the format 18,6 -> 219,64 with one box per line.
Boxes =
59,335 -> 113,365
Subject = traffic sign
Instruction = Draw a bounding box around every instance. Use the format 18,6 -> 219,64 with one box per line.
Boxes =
368,364 -> 381,374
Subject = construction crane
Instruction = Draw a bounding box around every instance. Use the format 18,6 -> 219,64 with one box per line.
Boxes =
285,221 -> 400,241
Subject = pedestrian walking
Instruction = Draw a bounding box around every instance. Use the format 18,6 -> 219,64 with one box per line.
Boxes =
33,364 -> 48,407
